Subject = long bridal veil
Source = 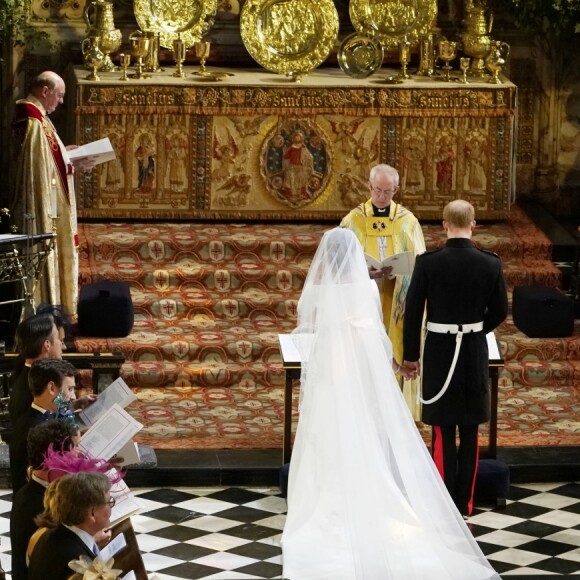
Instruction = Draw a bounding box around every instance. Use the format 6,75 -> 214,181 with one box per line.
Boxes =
281,228 -> 500,580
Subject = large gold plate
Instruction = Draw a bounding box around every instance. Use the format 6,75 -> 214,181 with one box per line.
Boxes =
350,0 -> 437,50
240,0 -> 339,76
134,0 -> 218,49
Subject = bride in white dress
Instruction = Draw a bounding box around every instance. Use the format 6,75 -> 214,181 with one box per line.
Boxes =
281,227 -> 500,580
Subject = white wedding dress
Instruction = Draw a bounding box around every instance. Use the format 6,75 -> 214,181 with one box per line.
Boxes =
281,228 -> 500,580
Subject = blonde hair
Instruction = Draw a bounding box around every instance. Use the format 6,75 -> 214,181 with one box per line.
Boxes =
443,200 -> 474,229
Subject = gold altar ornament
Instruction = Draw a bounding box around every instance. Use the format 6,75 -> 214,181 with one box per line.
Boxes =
485,40 -> 509,84
240,0 -> 339,77
84,0 -> 122,72
397,36 -> 411,80
338,33 -> 384,79
462,0 -> 493,78
349,0 -> 437,50
459,57 -> 470,84
119,53 -> 131,80
82,36 -> 105,81
129,30 -> 151,79
437,39 -> 457,82
172,36 -> 187,77
133,0 -> 217,49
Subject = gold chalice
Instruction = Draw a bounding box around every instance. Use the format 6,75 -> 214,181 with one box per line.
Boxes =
193,41 -> 211,76
119,53 -> 131,81
438,40 -> 458,82
172,35 -> 187,78
129,31 -> 151,80
459,57 -> 470,84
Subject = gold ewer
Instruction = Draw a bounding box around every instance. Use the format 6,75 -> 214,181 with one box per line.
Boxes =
82,36 -> 105,81
485,40 -> 509,83
461,0 -> 493,78
84,0 -> 122,72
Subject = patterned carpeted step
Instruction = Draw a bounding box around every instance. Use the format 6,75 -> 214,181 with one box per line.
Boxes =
76,204 -> 575,449
497,318 -> 580,363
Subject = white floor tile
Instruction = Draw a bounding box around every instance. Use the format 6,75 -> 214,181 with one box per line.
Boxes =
179,515 -> 243,532
186,532 -> 251,551
487,548 -> 550,566
192,551 -> 258,570
173,497 -> 237,514
519,491 -> 580,510
532,509 -> 580,528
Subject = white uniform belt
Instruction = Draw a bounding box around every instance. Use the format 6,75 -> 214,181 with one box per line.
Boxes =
425,321 -> 484,334
418,320 -> 484,406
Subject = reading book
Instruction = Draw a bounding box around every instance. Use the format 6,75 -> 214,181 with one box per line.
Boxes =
364,251 -> 414,275
79,404 -> 143,461
78,376 -> 137,427
67,137 -> 116,165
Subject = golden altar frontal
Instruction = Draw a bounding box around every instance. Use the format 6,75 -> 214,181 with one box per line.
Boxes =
72,67 -> 517,221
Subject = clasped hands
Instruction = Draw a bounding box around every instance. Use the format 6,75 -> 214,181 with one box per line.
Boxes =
397,360 -> 420,380
368,266 -> 394,280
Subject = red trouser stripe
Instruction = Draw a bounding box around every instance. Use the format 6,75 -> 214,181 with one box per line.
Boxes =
467,430 -> 480,516
432,426 -> 445,479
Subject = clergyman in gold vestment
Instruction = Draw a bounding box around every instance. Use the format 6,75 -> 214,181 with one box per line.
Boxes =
341,164 -> 426,420
12,72 -> 91,315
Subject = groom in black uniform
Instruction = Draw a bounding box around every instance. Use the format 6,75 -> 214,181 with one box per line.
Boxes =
402,200 -> 508,517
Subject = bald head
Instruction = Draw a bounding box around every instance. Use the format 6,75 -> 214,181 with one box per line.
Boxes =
443,200 -> 475,237
30,71 -> 66,114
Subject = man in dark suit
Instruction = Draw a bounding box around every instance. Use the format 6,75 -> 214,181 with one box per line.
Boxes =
403,199 -> 508,517
10,419 -> 78,580
28,472 -> 113,580
8,312 -> 65,425
10,358 -> 78,491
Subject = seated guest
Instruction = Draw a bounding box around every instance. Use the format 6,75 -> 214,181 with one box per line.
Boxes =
10,358 -> 78,491
28,472 -> 113,580
27,447 -> 119,559
9,308 -> 95,425
10,419 -> 78,580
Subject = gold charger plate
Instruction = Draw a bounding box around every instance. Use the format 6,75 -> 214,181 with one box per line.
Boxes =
134,0 -> 218,49
350,0 -> 437,50
338,32 -> 384,79
240,0 -> 339,76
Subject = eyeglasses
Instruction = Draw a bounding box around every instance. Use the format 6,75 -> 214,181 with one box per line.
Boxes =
370,183 -> 398,196
105,497 -> 116,508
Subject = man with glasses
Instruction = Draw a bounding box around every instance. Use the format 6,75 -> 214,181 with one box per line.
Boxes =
12,71 -> 94,314
341,163 -> 425,420
28,472 -> 113,580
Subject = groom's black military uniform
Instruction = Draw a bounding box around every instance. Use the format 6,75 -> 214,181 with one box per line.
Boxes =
403,237 -> 508,515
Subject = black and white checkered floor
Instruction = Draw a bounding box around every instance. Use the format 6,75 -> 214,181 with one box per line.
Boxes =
1,482 -> 579,578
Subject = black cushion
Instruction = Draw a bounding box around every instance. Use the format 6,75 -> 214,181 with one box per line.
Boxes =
279,462 -> 290,498
78,281 -> 134,337
512,285 -> 574,338
474,458 -> 510,501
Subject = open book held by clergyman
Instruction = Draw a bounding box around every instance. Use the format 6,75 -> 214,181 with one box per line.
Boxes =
364,251 -> 414,275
